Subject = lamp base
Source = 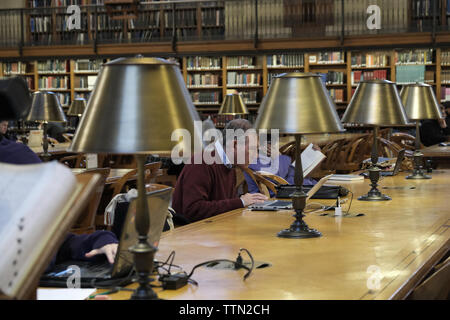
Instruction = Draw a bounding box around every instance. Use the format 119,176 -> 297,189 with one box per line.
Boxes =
358,192 -> 391,201
277,227 -> 322,239
130,285 -> 159,300
406,170 -> 431,180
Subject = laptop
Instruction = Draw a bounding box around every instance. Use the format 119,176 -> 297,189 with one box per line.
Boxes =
361,149 -> 405,178
39,187 -> 172,288
249,174 -> 333,211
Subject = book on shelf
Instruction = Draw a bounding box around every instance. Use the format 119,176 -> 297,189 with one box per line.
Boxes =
186,73 -> 220,87
38,60 -> 69,73
267,54 -> 304,68
75,75 -> 97,90
351,70 -> 388,85
396,65 -> 425,84
309,52 -> 345,64
240,91 -> 259,104
2,62 -> 33,75
442,70 -> 450,84
351,52 -> 389,68
328,89 -> 345,103
227,72 -> 261,86
190,91 -> 221,105
38,76 -> 69,90
394,49 -> 434,65
186,57 -> 221,70
0,161 -> 100,299
441,87 -> 450,101
227,56 -> 257,69
75,59 -> 102,73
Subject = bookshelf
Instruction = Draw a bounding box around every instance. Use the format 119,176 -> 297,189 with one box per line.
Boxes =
1,47 -> 449,123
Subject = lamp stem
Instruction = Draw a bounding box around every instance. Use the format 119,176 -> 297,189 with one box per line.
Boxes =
42,122 -> 51,162
359,126 -> 391,201
129,154 -> 158,300
407,121 -> 431,179
277,134 -> 321,239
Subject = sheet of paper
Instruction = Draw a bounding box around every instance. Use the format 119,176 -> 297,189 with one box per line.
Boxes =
292,143 -> 326,177
37,288 -> 96,300
0,162 -> 77,297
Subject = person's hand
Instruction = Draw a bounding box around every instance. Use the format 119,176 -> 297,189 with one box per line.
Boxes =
85,243 -> 118,264
438,118 -> 447,129
240,193 -> 268,207
312,144 -> 321,152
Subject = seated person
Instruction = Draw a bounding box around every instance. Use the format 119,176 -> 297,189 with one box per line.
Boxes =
45,231 -> 118,273
244,136 -> 317,196
43,122 -> 67,143
420,103 -> 450,147
0,130 -> 41,164
171,119 -> 268,223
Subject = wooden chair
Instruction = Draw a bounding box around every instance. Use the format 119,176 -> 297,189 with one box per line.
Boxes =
59,154 -> 86,168
408,256 -> 450,300
110,168 -> 138,199
390,132 -> 417,152
70,168 -> 111,234
144,161 -> 162,185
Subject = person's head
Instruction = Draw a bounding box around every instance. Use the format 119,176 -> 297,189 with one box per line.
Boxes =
0,121 -> 8,135
222,118 -> 257,167
441,102 -> 450,117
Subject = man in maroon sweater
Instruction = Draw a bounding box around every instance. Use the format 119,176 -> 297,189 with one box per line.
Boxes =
172,119 -> 268,223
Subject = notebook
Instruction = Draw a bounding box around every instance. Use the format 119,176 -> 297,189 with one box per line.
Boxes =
249,174 -> 332,211
39,187 -> 172,288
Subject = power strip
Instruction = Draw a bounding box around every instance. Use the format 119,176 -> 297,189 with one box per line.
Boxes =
159,274 -> 189,290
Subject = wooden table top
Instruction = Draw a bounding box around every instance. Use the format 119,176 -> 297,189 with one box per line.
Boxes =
102,170 -> 449,300
31,142 -> 72,155
71,168 -> 135,184
421,144 -> 450,157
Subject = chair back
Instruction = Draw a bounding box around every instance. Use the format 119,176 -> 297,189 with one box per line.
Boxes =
110,168 -> 138,198
59,154 -> 86,168
144,162 -> 162,185
71,168 -> 111,234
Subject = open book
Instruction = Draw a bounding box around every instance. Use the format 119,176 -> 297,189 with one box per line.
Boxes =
0,162 -> 99,299
291,143 -> 326,177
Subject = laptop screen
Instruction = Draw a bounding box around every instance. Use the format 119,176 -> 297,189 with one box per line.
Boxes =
112,187 -> 173,277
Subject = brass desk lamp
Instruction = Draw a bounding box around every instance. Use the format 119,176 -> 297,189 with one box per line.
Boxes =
255,73 -> 344,239
400,83 -> 443,179
67,98 -> 87,129
25,91 -> 67,161
69,57 -> 202,300
342,80 -> 409,201
218,93 -> 249,116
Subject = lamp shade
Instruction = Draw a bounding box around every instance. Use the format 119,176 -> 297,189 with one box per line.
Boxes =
400,83 -> 443,120
25,91 -> 67,122
254,73 -> 344,134
218,93 -> 249,115
67,98 -> 87,117
342,80 -> 409,126
68,57 -> 203,154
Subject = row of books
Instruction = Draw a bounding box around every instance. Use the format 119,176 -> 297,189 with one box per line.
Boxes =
227,57 -> 257,69
411,0 -> 438,17
227,72 -> 262,86
351,70 -> 388,85
38,60 -> 70,73
186,73 -> 220,87
441,51 -> 450,66
186,57 -> 221,70
440,71 -> 450,84
309,52 -> 345,65
201,8 -> 224,26
30,16 -> 52,34
319,72 -> 345,85
328,89 -> 345,103
267,54 -> 304,68
394,49 -> 434,65
128,12 -> 161,30
440,87 -> 450,101
190,92 -> 221,104
75,92 -> 91,101
240,91 -> 259,104
395,65 -> 426,84
54,92 -> 70,106
165,10 -> 197,29
351,53 -> 390,68
2,62 -> 33,75
74,75 -> 97,90
29,0 -> 91,7
38,76 -> 69,89
75,59 -> 102,72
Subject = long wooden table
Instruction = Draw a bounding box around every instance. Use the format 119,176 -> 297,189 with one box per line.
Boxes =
103,170 -> 449,300
421,144 -> 450,169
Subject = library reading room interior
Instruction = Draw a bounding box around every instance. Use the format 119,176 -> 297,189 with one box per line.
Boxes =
0,0 -> 449,302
